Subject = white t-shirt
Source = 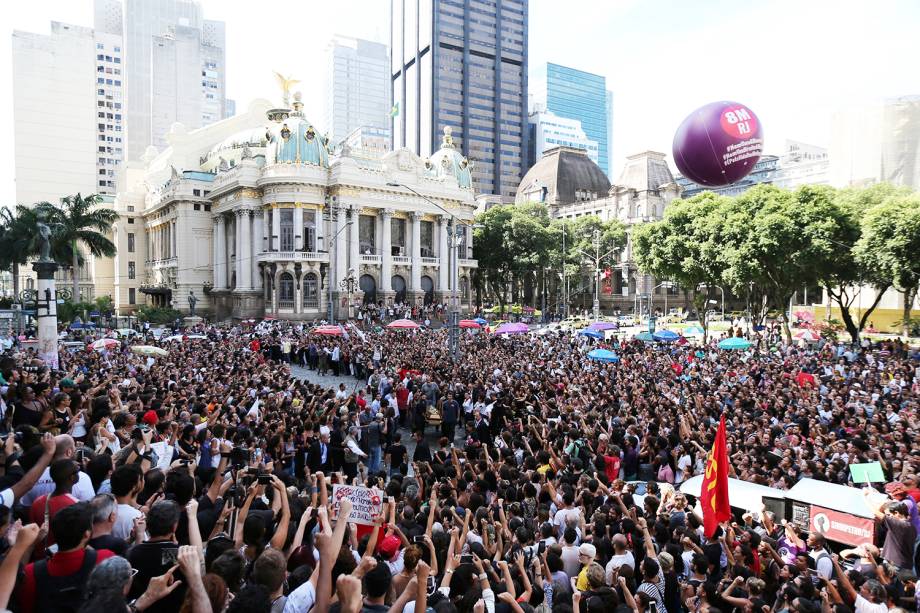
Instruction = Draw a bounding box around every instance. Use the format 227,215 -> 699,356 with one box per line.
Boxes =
112,503 -> 142,541
854,595 -> 889,613
282,580 -> 316,613
676,454 -> 692,483
21,470 -> 95,507
605,551 -> 635,585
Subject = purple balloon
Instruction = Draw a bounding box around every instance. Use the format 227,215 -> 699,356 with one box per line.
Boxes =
672,101 -> 763,187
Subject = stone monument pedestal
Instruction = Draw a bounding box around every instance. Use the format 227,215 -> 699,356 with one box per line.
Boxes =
33,261 -> 60,370
183,316 -> 204,329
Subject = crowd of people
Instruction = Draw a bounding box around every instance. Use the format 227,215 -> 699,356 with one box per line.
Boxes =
0,315 -> 917,613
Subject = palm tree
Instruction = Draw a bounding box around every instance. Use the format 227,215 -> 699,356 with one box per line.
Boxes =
0,205 -> 42,297
37,194 -> 119,300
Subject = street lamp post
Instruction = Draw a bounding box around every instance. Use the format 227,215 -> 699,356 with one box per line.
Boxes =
322,195 -> 353,323
696,283 -> 725,324
650,281 -> 674,318
387,182 -> 472,361
574,232 -> 617,321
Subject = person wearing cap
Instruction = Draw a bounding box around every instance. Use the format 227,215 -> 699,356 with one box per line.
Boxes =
575,542 -> 597,591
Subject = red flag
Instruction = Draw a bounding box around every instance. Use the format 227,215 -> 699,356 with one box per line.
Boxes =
700,415 -> 731,538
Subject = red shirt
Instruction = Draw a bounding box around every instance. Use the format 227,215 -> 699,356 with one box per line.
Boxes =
19,548 -> 115,613
603,455 -> 621,483
29,494 -> 78,549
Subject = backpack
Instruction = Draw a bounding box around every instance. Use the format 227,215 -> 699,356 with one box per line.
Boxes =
33,548 -> 98,613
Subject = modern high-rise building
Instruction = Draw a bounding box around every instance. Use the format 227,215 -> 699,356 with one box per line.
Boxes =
122,0 -> 227,158
12,22 -> 119,207
325,36 -> 391,146
531,62 -> 609,176
606,90 -> 614,171
390,0 -> 529,197
528,108 -> 599,167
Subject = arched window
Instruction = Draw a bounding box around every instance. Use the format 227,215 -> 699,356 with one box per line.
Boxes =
392,275 -> 406,304
303,273 -> 318,308
279,272 -> 294,308
421,275 -> 434,305
359,274 -> 377,304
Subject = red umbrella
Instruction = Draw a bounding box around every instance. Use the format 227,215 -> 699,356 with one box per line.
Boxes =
459,319 -> 481,329
312,325 -> 344,336
387,319 -> 420,329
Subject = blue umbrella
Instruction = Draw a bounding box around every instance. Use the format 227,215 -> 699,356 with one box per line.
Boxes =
684,325 -> 705,335
588,349 -> 620,363
718,337 -> 752,350
474,317 -> 488,325
653,330 -> 680,342
635,331 -> 654,343
578,328 -> 604,339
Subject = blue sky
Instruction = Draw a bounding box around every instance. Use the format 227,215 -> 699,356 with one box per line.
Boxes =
2,0 -> 919,201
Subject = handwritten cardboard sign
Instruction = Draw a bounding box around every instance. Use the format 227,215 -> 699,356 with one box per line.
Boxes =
331,484 -> 382,525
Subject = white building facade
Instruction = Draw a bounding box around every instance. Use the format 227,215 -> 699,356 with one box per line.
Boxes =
112,94 -> 478,320
529,109 -> 600,167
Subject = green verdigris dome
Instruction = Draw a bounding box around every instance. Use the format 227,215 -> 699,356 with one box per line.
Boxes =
427,127 -> 473,190
265,93 -> 329,167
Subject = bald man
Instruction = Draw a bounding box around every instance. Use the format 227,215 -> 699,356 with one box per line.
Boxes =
20,434 -> 96,506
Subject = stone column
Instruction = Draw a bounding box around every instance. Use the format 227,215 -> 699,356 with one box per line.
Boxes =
33,261 -> 60,369
294,206 -> 304,250
171,220 -> 177,258
212,217 -> 222,288
239,210 -> 252,290
380,209 -> 393,292
348,206 -> 360,271
410,211 -> 422,292
262,208 -> 270,252
438,215 -> 450,293
316,207 -> 325,253
271,206 -> 281,253
234,211 -> 244,290
252,211 -> 263,291
335,210 -> 347,283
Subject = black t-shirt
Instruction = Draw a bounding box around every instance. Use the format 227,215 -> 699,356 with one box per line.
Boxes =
412,440 -> 432,463
387,444 -> 407,469
89,533 -> 128,557
127,540 -> 185,613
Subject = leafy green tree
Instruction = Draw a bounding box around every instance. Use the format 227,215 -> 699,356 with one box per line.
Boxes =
37,194 -> 119,300
474,205 -> 516,310
0,205 -> 43,297
634,192 -> 730,340
855,193 -> 920,336
720,184 -> 856,342
793,184 -> 888,344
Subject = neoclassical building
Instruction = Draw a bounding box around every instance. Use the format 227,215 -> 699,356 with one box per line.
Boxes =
515,147 -> 683,313
109,93 -> 478,320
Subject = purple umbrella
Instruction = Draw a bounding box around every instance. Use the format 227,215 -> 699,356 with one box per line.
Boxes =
588,321 -> 618,331
494,322 -> 529,335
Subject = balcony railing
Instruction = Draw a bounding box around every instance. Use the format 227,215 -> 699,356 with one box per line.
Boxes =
360,254 -> 382,264
459,258 -> 478,268
421,257 -> 440,266
148,257 -> 178,269
278,299 -> 295,310
302,298 -> 319,309
392,256 -> 411,265
257,251 -> 328,263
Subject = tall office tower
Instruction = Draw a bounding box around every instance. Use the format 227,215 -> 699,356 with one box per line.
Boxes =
123,0 -> 227,158
325,36 -> 391,145
531,62 -> 609,177
13,22 -> 122,206
390,0 -> 529,197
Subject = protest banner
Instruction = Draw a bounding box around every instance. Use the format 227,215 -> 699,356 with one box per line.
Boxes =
331,484 -> 383,525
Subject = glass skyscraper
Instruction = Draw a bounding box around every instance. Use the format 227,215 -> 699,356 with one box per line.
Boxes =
390,0 -> 528,197
531,62 -> 609,176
